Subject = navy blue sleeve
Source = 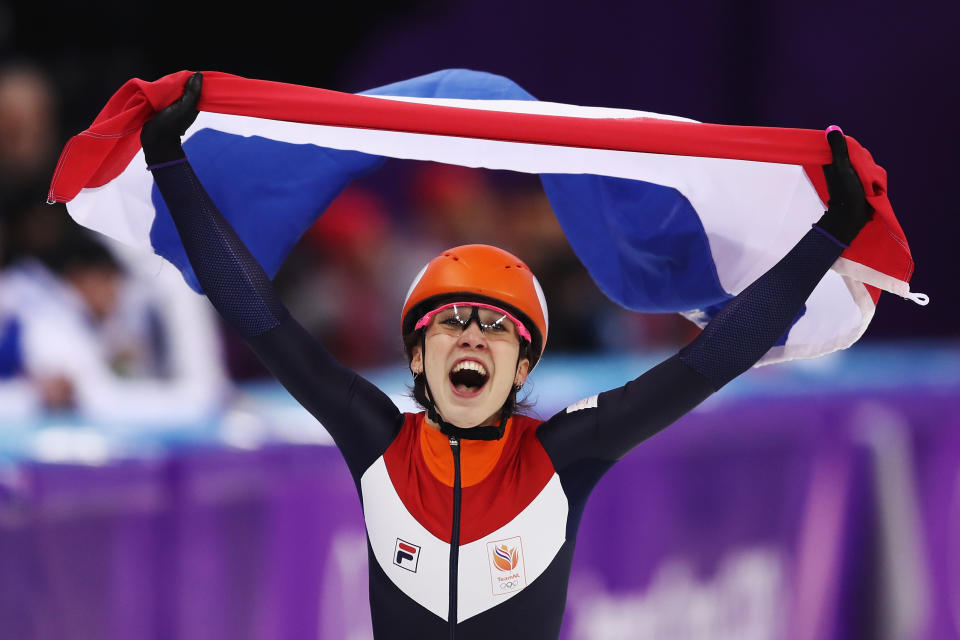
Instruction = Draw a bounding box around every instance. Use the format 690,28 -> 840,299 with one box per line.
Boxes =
149,161 -> 286,338
677,228 -> 844,390
537,355 -> 713,468
539,227 -> 844,467
245,315 -> 404,478
150,159 -> 401,477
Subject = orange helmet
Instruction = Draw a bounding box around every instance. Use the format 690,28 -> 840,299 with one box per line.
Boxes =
401,244 -> 549,366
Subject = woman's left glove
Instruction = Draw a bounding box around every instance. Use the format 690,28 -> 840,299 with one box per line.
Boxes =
814,127 -> 873,246
140,71 -> 203,165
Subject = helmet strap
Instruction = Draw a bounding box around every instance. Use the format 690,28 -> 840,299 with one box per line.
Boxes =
418,332 -> 507,441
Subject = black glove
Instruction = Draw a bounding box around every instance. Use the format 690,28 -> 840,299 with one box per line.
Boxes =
814,127 -> 873,246
141,71 -> 203,166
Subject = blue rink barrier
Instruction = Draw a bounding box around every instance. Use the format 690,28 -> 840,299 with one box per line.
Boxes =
0,342 -> 957,640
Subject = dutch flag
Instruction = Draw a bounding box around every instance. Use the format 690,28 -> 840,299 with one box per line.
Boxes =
48,69 -> 924,365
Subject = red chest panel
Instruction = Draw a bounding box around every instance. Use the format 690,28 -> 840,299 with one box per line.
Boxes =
382,413 -> 556,544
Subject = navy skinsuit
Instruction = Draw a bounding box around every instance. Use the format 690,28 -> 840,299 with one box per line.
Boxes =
150,158 -> 845,639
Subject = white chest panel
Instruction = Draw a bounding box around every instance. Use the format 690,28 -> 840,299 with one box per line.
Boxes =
361,457 -> 450,620
360,457 -> 569,622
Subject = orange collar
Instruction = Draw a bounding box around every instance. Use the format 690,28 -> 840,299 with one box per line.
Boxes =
418,414 -> 512,487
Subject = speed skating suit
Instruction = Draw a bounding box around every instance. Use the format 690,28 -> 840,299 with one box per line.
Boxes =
150,158 -> 848,639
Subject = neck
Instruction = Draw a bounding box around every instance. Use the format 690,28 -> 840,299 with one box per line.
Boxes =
423,413 -> 499,431
424,404 -> 507,441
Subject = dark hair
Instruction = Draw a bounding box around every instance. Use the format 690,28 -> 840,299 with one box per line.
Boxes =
45,231 -> 121,277
402,329 -> 537,418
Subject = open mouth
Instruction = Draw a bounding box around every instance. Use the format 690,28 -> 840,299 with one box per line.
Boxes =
448,360 -> 489,397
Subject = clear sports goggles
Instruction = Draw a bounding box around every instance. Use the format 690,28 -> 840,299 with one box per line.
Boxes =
415,302 -> 532,343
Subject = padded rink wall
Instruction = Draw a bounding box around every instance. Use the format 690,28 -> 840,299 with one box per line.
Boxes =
0,343 -> 957,640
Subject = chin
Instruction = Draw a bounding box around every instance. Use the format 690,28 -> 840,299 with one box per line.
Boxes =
438,393 -> 503,428
441,405 -> 493,428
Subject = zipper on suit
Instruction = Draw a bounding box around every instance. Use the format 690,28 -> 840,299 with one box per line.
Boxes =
448,435 -> 462,639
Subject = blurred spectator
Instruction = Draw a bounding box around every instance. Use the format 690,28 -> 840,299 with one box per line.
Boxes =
0,226 -> 229,424
0,295 -> 40,418
0,62 -> 71,282
0,62 -> 58,208
486,172 -> 616,351
0,313 -> 20,378
0,264 -> 82,418
408,162 -> 501,247
1,193 -> 70,267
274,186 -> 403,369
0,58 -> 230,424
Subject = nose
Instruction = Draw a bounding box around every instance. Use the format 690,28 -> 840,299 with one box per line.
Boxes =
458,321 -> 487,348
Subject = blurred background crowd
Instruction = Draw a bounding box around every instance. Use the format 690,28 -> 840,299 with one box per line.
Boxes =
0,0 -> 954,424
0,60 -> 229,421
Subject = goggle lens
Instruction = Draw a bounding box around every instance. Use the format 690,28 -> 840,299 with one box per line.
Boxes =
415,302 -> 531,342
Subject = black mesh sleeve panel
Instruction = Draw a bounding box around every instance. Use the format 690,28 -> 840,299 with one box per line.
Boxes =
678,228 -> 844,390
150,161 -> 287,338
150,160 -> 401,474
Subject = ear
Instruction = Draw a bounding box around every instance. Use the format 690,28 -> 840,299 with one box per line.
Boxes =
514,357 -> 530,386
410,344 -> 423,375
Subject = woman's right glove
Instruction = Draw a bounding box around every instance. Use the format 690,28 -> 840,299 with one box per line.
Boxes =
814,127 -> 873,246
140,71 -> 203,166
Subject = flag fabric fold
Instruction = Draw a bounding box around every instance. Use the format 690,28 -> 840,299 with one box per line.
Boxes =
48,68 -> 921,365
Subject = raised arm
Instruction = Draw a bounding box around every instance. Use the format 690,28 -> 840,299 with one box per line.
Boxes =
539,128 -> 872,468
141,73 -> 401,476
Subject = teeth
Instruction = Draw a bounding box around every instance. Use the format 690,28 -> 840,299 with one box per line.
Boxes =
452,360 -> 488,377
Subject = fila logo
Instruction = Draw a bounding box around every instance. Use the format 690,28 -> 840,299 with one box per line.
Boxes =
486,536 -> 526,596
393,539 -> 421,572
